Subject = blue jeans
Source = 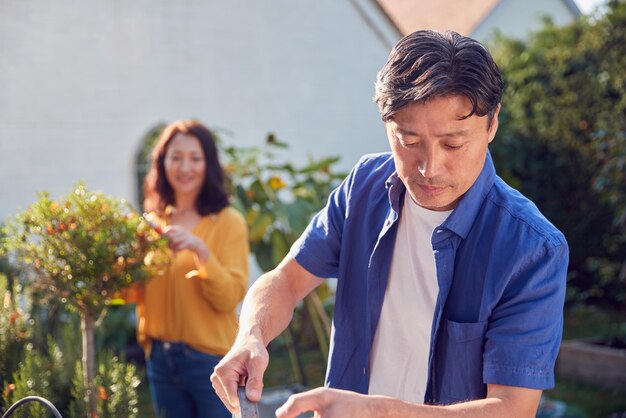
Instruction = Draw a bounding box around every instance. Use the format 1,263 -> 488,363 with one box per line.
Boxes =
147,340 -> 229,418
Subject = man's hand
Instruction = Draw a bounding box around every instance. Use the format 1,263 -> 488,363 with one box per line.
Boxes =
210,335 -> 269,414
211,257 -> 325,413
275,384 -> 542,418
276,387 -> 379,418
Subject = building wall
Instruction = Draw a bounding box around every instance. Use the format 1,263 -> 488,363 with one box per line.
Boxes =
0,0 -> 397,219
472,0 -> 579,41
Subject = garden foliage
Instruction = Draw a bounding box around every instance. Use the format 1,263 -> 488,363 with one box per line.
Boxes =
221,133 -> 346,272
490,0 -> 626,306
1,184 -> 167,416
0,273 -> 142,418
2,184 -> 169,316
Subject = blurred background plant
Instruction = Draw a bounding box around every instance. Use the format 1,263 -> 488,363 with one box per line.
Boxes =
221,133 -> 345,273
1,184 -> 168,417
0,266 -> 144,418
222,133 -> 344,386
491,0 -> 626,310
491,2 -> 626,415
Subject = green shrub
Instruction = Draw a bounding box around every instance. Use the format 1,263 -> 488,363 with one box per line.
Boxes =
68,360 -> 88,418
491,0 -> 626,307
70,353 -> 141,418
1,281 -> 142,418
0,275 -> 30,394
95,353 -> 141,418
221,133 -> 346,271
3,347 -> 56,418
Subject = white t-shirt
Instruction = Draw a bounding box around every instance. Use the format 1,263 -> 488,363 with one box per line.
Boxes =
368,192 -> 452,403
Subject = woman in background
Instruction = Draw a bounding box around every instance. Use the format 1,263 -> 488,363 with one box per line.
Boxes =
133,119 -> 249,418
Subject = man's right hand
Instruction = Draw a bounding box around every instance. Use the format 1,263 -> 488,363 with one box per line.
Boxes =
210,335 -> 269,414
211,256 -> 324,413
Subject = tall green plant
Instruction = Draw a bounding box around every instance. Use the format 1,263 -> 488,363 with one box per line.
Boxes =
222,134 -> 346,272
68,362 -> 88,418
0,275 -> 30,399
94,354 -> 141,418
1,183 -> 169,417
222,134 -> 345,380
3,347 -> 56,418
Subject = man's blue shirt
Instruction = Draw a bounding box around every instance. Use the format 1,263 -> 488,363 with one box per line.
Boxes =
290,151 -> 568,404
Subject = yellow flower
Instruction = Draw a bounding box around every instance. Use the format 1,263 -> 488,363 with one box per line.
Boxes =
268,176 -> 286,190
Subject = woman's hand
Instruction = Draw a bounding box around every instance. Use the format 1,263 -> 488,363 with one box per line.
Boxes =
162,225 -> 210,263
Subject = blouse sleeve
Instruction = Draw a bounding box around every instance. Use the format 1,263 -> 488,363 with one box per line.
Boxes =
185,210 -> 249,312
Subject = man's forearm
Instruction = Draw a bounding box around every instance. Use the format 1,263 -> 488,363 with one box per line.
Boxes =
236,257 -> 324,347
276,385 -> 541,418
236,270 -> 299,346
374,396 -> 536,418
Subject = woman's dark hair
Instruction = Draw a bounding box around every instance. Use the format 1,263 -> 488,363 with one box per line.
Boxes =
143,119 -> 229,216
374,30 -> 504,126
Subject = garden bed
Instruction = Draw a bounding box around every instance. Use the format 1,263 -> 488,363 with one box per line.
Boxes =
557,338 -> 626,392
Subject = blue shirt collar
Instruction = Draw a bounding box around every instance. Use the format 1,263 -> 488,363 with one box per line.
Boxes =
385,151 -> 496,240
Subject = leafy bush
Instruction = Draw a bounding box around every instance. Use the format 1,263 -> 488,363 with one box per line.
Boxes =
1,299 -> 142,418
0,276 -> 28,392
491,0 -> 626,307
2,184 -> 169,316
3,348 -> 56,418
222,133 -> 346,271
69,353 -> 141,418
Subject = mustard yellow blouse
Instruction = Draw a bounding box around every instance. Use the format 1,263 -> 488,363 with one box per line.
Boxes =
128,206 -> 249,357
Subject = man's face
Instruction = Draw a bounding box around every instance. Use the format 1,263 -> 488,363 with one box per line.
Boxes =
386,95 -> 499,211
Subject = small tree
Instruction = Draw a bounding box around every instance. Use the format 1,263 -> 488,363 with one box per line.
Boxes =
2,183 -> 168,417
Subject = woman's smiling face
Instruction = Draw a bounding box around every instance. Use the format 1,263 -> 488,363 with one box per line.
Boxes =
164,133 -> 207,200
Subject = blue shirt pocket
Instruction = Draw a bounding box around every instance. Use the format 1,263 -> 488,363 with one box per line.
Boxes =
436,319 -> 488,403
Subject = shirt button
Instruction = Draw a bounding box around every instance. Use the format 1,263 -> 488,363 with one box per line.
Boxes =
385,220 -> 390,227
363,367 -> 367,375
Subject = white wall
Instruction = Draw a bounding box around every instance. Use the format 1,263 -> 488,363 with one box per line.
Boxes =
473,0 -> 579,41
0,0 -> 396,220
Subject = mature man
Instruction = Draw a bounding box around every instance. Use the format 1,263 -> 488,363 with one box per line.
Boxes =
211,30 -> 568,417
